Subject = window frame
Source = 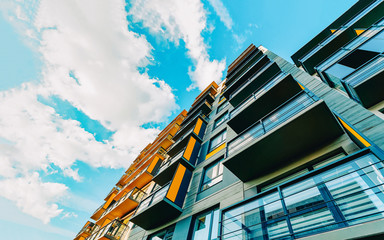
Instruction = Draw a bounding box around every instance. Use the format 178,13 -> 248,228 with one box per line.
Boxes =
200,158 -> 224,192
216,100 -> 228,114
213,111 -> 228,130
208,130 -> 227,153
191,207 -> 220,240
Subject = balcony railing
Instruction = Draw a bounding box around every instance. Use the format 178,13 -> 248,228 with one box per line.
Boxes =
229,61 -> 274,100
173,111 -> 209,141
225,53 -> 266,92
220,150 -> 384,240
299,0 -> 382,63
227,91 -> 317,158
87,220 -> 126,240
75,222 -> 95,239
345,54 -> 384,87
226,49 -> 263,87
135,183 -> 171,215
99,188 -> 146,220
157,148 -> 186,175
229,72 -> 287,119
182,100 -> 212,124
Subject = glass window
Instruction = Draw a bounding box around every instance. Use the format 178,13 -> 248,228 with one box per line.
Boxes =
148,225 -> 175,240
217,100 -> 228,113
213,112 -> 228,129
192,209 -> 220,240
220,152 -> 384,239
201,159 -> 224,191
209,130 -> 226,153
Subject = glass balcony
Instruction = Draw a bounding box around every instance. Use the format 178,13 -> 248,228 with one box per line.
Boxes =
220,150 -> 384,240
74,222 -> 95,240
229,61 -> 282,108
131,165 -> 193,230
172,111 -> 209,142
113,153 -> 164,202
153,140 -> 199,186
90,204 -> 106,221
228,73 -> 303,133
223,54 -> 268,101
226,48 -> 263,87
96,188 -> 146,225
224,91 -> 344,182
298,0 -> 384,74
189,91 -> 215,113
182,100 -> 212,125
168,116 -> 205,158
343,54 -> 384,107
86,219 -> 126,240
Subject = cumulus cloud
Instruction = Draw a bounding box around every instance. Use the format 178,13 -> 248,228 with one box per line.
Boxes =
0,0 -> 179,223
0,172 -> 67,224
207,0 -> 233,29
128,0 -> 226,90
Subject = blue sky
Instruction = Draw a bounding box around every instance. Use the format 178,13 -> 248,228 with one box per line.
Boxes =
0,0 -> 356,239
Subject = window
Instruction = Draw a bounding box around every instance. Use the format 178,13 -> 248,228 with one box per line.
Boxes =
221,152 -> 384,239
208,130 -> 226,153
148,225 -> 175,240
213,112 -> 228,129
192,208 -> 220,240
201,159 -> 224,191
217,100 -> 228,113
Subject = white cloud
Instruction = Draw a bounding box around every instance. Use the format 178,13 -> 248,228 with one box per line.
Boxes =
207,0 -> 233,29
129,0 -> 226,91
0,0 -> 180,224
0,172 -> 67,224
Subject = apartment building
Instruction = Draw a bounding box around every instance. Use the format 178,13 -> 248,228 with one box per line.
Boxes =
74,1 -> 384,239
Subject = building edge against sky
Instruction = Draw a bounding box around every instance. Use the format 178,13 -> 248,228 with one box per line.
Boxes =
75,1 -> 384,239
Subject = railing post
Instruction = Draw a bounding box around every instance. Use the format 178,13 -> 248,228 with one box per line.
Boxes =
260,119 -> 266,134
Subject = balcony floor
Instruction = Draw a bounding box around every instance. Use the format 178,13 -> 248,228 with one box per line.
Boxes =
130,198 -> 182,230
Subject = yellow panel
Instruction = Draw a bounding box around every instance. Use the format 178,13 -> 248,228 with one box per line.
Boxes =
147,156 -> 160,173
103,192 -> 116,209
218,98 -> 226,104
338,117 -> 371,147
82,221 -> 91,229
355,29 -> 365,35
183,137 -> 196,161
193,118 -> 203,135
166,165 -> 186,202
101,218 -> 112,228
205,143 -> 226,160
297,82 -> 305,90
330,29 -> 336,33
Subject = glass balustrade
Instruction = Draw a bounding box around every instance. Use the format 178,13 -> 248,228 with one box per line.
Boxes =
227,91 -> 316,157
135,183 -> 171,215
229,72 -> 287,119
220,152 -> 384,239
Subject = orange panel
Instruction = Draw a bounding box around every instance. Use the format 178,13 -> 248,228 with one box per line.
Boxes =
166,165 -> 186,202
147,156 -> 160,173
183,137 -> 196,161
193,118 -> 203,136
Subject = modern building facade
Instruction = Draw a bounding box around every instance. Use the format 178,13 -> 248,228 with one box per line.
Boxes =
74,1 -> 384,239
